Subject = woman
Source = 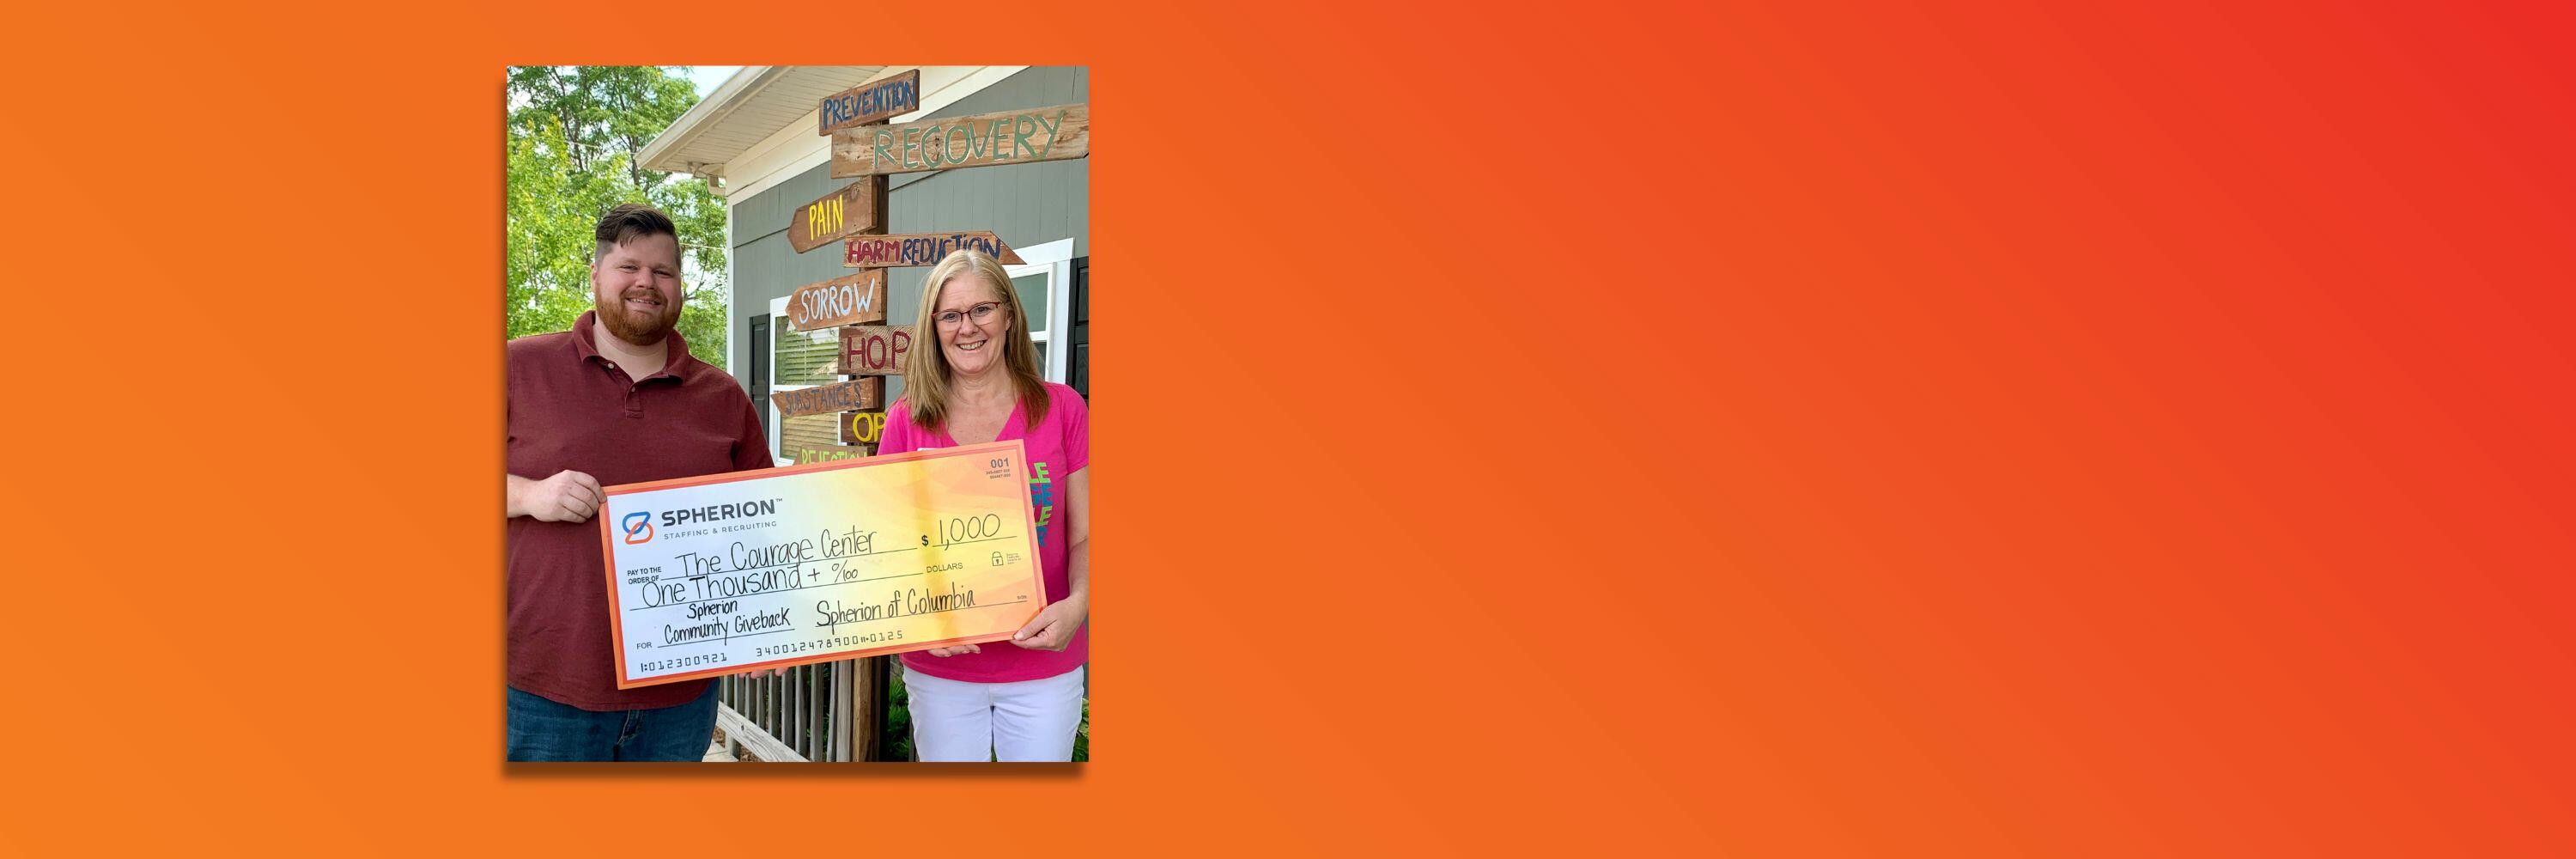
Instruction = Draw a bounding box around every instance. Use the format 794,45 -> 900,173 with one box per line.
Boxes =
879,248 -> 1091,762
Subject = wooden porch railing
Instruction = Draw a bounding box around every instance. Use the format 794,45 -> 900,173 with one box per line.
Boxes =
713,655 -> 895,762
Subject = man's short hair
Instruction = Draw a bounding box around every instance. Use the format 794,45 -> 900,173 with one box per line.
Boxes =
593,203 -> 679,264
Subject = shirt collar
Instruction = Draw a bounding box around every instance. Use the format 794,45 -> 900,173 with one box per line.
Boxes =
570,309 -> 693,381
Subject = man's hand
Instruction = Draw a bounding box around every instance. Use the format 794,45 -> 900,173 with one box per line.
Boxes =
509,470 -> 604,522
1010,594 -> 1088,652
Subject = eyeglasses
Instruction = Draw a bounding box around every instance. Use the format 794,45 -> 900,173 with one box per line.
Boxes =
935,302 -> 1007,328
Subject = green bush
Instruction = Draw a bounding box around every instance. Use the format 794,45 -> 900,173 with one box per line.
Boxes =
1073,700 -> 1090,762
888,670 -> 914,762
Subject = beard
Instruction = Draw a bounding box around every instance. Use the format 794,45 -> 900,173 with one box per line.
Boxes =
595,286 -> 683,346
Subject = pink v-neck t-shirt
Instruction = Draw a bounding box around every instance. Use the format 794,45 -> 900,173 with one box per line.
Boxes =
879,381 -> 1090,683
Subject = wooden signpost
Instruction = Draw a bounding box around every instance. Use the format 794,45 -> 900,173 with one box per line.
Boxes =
841,411 -> 890,446
830,104 -> 1090,177
843,232 -> 1024,268
816,70 -> 921,135
787,180 -> 884,253
769,377 -> 884,419
784,270 -> 888,331
838,325 -> 914,375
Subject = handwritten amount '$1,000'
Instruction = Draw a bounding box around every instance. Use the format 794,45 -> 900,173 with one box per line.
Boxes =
923,514 -> 1007,550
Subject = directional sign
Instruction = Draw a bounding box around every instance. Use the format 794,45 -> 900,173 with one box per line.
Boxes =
769,377 -> 884,419
787,179 -> 882,253
843,231 -> 1024,269
784,270 -> 888,332
839,325 -> 914,376
816,70 -> 921,135
830,103 -> 1090,178
791,443 -> 872,464
842,410 -> 890,445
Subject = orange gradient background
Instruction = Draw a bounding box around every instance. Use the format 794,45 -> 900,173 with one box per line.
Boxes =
4,0 -> 2571,855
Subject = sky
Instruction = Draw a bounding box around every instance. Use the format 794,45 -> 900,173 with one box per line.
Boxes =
684,66 -> 739,98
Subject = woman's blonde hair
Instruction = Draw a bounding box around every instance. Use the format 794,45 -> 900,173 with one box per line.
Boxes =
901,248 -> 1050,430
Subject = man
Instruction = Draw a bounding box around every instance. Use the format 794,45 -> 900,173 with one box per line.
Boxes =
505,203 -> 769,761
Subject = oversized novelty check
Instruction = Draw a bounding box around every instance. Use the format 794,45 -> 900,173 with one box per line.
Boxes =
597,440 -> 1045,688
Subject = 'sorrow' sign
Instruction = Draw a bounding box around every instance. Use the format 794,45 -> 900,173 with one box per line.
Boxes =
830,104 -> 1090,177
785,270 -> 887,332
769,377 -> 884,419
840,325 -> 914,375
816,70 -> 921,135
844,231 -> 1023,269
787,179 -> 882,253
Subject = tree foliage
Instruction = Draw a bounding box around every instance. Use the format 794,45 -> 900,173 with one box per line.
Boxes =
506,66 -> 728,366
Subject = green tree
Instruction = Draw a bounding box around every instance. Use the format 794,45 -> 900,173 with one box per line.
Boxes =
506,66 -> 728,366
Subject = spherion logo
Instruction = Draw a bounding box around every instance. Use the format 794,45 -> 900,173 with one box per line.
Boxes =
622,511 -> 654,545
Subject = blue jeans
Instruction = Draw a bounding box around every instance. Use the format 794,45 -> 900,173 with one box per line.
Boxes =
507,683 -> 720,762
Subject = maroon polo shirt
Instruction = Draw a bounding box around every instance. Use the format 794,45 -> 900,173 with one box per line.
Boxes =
507,311 -> 771,710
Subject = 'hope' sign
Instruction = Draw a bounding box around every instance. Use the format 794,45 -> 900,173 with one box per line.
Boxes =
839,325 -> 914,375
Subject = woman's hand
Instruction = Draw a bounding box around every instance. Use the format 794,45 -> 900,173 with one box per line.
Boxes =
1010,594 -> 1089,651
924,643 -> 981,657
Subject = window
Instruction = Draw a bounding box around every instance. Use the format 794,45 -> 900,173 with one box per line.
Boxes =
766,295 -> 846,464
1004,238 -> 1078,383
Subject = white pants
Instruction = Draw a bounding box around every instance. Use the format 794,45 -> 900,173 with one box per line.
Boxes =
903,664 -> 1085,762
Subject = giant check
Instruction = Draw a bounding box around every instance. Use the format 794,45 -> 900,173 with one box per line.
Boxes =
596,440 -> 1045,688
